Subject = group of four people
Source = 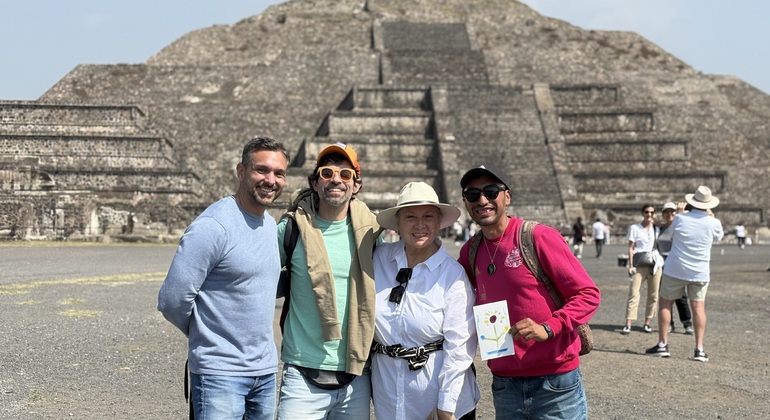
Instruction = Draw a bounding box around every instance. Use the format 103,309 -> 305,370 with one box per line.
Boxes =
158,138 -> 602,419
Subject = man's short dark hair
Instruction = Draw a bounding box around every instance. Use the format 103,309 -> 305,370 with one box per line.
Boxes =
241,136 -> 289,166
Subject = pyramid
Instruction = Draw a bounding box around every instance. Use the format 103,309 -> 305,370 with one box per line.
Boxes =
2,0 -> 767,240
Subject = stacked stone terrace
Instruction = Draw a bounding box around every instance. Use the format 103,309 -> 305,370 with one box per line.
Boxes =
2,0 -> 768,239
549,79 -> 766,230
0,102 -> 201,239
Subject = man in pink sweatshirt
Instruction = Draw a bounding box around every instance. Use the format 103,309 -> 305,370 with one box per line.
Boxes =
457,165 -> 601,420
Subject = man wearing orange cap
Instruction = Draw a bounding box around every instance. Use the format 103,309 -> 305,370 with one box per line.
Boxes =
276,143 -> 382,419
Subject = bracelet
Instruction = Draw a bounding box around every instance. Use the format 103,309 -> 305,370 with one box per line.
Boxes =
541,323 -> 554,339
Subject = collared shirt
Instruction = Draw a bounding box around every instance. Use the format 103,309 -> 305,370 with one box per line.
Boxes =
627,223 -> 664,271
663,210 -> 724,282
626,223 -> 659,253
371,240 -> 479,419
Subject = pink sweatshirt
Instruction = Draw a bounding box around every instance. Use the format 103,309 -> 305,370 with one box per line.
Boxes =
458,217 -> 600,377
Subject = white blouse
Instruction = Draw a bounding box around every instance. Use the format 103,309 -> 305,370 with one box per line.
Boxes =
371,240 -> 479,420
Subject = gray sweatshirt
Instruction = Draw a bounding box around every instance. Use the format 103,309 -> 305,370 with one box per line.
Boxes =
158,196 -> 279,376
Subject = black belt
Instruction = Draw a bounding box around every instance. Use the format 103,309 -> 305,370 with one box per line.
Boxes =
371,338 -> 444,371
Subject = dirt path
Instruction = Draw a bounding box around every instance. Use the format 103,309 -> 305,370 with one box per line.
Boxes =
1,242 -> 768,419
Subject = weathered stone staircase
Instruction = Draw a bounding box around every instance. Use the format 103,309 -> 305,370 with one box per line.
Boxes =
279,85 -> 441,211
0,101 -> 200,238
546,84 -> 727,226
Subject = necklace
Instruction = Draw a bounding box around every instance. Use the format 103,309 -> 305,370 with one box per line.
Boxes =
484,236 -> 502,275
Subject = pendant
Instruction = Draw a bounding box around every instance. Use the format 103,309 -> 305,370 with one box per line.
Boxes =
487,263 -> 496,275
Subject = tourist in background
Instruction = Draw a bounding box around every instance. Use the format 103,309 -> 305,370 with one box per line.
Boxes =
621,204 -> 663,335
571,217 -> 586,258
647,186 -> 724,362
158,137 -> 289,419
735,222 -> 746,248
276,143 -> 381,419
453,220 -> 464,245
591,218 -> 605,258
657,202 -> 693,335
458,165 -> 600,420
371,181 -> 479,420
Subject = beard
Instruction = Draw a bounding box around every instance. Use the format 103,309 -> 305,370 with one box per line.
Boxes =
249,181 -> 283,207
318,184 -> 352,207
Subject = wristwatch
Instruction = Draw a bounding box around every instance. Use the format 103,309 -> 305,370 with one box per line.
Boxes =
541,323 -> 554,339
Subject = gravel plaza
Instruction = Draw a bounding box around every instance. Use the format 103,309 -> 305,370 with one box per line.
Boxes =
1,240 -> 768,419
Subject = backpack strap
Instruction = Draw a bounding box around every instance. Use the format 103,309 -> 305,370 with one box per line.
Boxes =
467,231 -> 484,287
278,216 -> 299,333
277,215 -> 298,297
518,220 -> 564,308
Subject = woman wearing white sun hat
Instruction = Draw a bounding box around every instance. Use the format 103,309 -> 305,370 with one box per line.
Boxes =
370,181 -> 480,420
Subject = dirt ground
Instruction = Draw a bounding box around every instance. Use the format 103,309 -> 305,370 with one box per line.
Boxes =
1,241 -> 768,419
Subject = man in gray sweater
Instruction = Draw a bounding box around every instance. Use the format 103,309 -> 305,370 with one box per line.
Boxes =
158,137 -> 289,419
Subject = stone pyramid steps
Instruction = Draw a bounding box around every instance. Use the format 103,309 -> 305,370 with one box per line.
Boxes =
0,102 -> 147,136
276,86 -> 442,211
0,134 -> 176,169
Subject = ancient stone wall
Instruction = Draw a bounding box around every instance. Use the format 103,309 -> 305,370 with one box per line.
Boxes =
2,0 -> 768,239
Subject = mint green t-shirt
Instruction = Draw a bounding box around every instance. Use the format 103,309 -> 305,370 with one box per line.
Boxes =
277,216 -> 354,370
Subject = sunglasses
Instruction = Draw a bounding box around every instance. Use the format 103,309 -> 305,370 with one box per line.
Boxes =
643,211 -> 655,215
388,267 -> 413,305
317,166 -> 356,182
462,185 -> 507,203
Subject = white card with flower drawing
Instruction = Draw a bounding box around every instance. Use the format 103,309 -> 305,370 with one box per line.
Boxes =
473,300 -> 514,360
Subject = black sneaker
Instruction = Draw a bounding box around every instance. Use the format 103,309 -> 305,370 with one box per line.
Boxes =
645,344 -> 670,357
693,349 -> 709,362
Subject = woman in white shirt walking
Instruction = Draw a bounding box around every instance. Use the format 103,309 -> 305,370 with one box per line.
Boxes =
372,182 -> 479,420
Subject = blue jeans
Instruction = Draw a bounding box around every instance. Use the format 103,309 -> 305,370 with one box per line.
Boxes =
491,368 -> 587,420
277,364 -> 371,420
190,372 -> 276,420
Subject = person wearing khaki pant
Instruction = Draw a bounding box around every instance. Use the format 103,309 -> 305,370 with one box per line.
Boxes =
624,267 -> 662,331
621,204 -> 663,334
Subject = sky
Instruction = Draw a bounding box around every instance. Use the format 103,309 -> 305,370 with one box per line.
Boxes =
1,0 -> 768,100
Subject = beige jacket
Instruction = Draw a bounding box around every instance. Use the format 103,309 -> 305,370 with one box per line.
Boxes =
287,189 -> 381,375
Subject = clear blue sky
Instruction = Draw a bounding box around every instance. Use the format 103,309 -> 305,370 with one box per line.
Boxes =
1,0 -> 767,100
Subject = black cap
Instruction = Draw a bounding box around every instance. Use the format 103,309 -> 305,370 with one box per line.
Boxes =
460,164 -> 510,189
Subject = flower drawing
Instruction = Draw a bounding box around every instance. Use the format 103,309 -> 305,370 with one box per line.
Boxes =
479,309 -> 510,353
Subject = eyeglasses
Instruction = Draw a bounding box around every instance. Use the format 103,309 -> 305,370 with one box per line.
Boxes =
317,166 -> 356,182
462,185 -> 507,203
388,268 -> 413,305
643,211 -> 655,215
